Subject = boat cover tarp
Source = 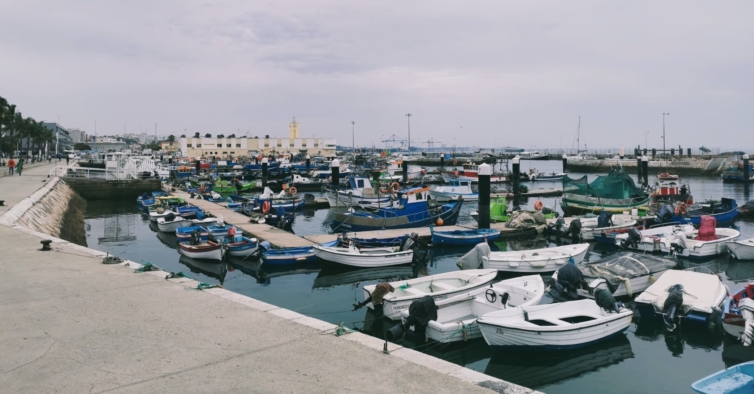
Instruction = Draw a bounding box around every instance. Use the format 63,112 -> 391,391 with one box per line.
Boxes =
637,270 -> 724,314
456,242 -> 491,270
740,200 -> 754,215
578,252 -> 677,296
563,168 -> 645,200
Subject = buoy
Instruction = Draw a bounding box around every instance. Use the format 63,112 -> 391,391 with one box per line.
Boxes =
436,218 -> 444,226
262,201 -> 271,214
534,200 -> 544,211
289,187 -> 298,195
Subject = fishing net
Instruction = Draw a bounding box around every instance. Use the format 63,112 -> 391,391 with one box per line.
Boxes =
577,252 -> 677,296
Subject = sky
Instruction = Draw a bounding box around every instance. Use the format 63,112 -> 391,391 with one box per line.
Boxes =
1,1 -> 752,152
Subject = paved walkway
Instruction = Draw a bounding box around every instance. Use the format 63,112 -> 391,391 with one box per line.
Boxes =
0,169 -> 535,393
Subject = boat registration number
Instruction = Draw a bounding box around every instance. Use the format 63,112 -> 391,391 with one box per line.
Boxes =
496,328 -> 504,334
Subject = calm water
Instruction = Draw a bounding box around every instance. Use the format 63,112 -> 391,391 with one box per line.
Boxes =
84,160 -> 754,393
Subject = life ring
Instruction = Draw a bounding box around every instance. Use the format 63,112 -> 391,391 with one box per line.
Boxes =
262,201 -> 271,214
452,159 -> 457,165
379,184 -> 390,194
675,203 -> 687,215
288,187 -> 297,195
454,170 -> 459,177
533,200 -> 544,211
390,182 -> 400,193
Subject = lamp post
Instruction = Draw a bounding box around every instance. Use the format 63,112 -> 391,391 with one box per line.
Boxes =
351,121 -> 355,156
493,138 -> 498,153
405,113 -> 412,154
560,135 -> 563,153
662,113 -> 670,158
645,131 -> 650,149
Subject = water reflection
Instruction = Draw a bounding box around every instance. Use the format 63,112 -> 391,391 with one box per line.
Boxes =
178,255 -> 228,284
313,264 -> 418,290
722,337 -> 754,367
726,261 -> 754,283
227,258 -> 322,285
634,321 -> 724,357
484,334 -> 634,389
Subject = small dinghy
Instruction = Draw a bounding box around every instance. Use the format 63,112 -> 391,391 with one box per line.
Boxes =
191,217 -> 218,227
722,284 -> 754,340
550,213 -> 637,241
428,179 -> 478,201
634,269 -> 728,330
362,269 -> 499,320
691,361 -> 754,394
312,243 -> 414,267
482,243 -> 590,273
616,218 -> 739,259
728,238 -> 754,260
402,275 -> 544,343
575,252 -> 678,298
176,226 -> 209,243
226,237 -> 260,259
260,241 -> 338,265
157,214 -> 191,233
149,208 -> 176,222
431,227 -> 501,246
177,240 -> 225,261
338,234 -> 407,248
207,223 -> 230,238
477,297 -> 633,351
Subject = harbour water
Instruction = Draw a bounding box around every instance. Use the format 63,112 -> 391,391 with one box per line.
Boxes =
83,160 -> 754,393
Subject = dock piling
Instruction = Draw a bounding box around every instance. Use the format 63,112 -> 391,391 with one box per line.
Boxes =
478,163 -> 491,229
512,155 -> 520,208
305,155 -> 311,172
636,155 -> 642,183
562,154 -> 568,173
402,156 -> 408,184
331,159 -> 340,188
744,154 -> 750,183
641,155 -> 649,186
261,158 -> 268,187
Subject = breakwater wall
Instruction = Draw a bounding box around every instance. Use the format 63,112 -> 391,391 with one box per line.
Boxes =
15,181 -> 87,246
565,157 -> 728,176
63,177 -> 161,200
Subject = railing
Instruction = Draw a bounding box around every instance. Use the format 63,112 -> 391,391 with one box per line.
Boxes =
48,166 -> 157,180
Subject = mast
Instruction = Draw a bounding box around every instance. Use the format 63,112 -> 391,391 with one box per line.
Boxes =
577,116 -> 581,153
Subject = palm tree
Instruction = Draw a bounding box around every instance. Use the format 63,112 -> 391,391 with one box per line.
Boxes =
168,134 -> 175,145
193,132 -> 200,138
204,133 -> 212,138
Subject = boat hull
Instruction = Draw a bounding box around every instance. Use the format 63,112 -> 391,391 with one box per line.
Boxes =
729,239 -> 754,260
428,190 -> 478,202
227,238 -> 259,258
561,194 -> 650,216
482,244 -> 589,273
330,201 -> 462,232
313,246 -> 413,267
177,243 -> 224,261
157,220 -> 191,233
431,228 -> 501,245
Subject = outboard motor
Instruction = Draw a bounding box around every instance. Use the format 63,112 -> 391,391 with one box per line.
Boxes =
548,263 -> 584,303
597,211 -> 613,228
190,230 -> 200,245
387,296 -> 437,343
552,217 -> 566,233
663,284 -> 684,331
566,218 -> 582,243
658,204 -> 675,224
165,212 -> 176,222
594,288 -> 624,313
621,227 -> 642,249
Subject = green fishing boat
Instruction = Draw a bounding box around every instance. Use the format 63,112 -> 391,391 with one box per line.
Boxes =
561,167 -> 650,216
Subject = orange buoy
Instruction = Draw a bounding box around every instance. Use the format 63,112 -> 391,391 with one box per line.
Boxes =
533,200 -> 544,211
289,186 -> 298,195
262,201 -> 271,214
436,218 -> 444,226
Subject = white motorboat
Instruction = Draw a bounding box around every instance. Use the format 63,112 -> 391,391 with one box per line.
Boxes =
149,208 -> 175,222
482,243 -> 590,273
312,243 -> 414,267
478,299 -> 633,351
177,240 -> 225,261
549,214 -> 638,241
191,217 -> 219,227
529,172 -> 565,181
728,238 -> 754,260
406,275 -> 545,343
157,216 -> 191,232
429,179 -> 478,202
575,252 -> 678,298
634,269 -> 728,329
616,225 -> 739,259
614,224 -> 694,247
363,269 -> 499,320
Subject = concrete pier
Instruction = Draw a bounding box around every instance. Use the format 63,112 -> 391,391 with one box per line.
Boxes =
0,158 -> 536,393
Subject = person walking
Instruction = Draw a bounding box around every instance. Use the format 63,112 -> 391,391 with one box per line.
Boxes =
16,159 -> 23,176
7,157 -> 16,175
66,155 -> 70,165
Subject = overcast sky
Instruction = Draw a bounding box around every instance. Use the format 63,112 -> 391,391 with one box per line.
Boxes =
1,1 -> 752,151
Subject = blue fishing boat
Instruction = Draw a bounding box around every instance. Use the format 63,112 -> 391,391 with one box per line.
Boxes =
226,237 -> 260,259
207,224 -> 231,238
260,240 -> 338,265
329,187 -> 463,232
176,226 -> 209,243
430,227 -> 500,245
691,361 -> 754,393
176,206 -> 203,219
244,161 -> 281,171
136,191 -> 169,205
671,198 -> 739,226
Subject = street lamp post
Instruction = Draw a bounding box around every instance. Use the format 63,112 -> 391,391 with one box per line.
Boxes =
662,113 -> 670,158
405,113 -> 412,154
351,121 -> 355,155
645,131 -> 650,149
560,135 -> 563,153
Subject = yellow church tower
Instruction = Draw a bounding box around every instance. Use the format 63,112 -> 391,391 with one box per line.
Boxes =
289,117 -> 299,139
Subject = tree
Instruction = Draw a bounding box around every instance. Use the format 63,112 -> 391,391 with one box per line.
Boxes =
217,134 -> 225,138
228,133 -> 236,138
204,133 -> 212,138
254,136 -> 259,139
168,134 -> 175,144
193,132 -> 200,138
74,143 -> 92,150
264,134 -> 270,139
699,146 -> 711,154
180,134 -> 186,138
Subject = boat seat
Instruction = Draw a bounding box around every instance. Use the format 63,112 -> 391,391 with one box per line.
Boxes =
401,287 -> 425,296
430,282 -> 455,292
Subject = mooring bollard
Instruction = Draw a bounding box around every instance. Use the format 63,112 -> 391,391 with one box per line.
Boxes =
512,155 -> 520,208
402,156 -> 408,185
331,159 -> 340,189
562,154 -> 568,173
478,163 -> 491,230
261,158 -> 268,188
305,155 -> 311,173
641,155 -> 649,186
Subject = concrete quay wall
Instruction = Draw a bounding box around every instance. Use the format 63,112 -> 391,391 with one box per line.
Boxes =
63,177 -> 161,200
